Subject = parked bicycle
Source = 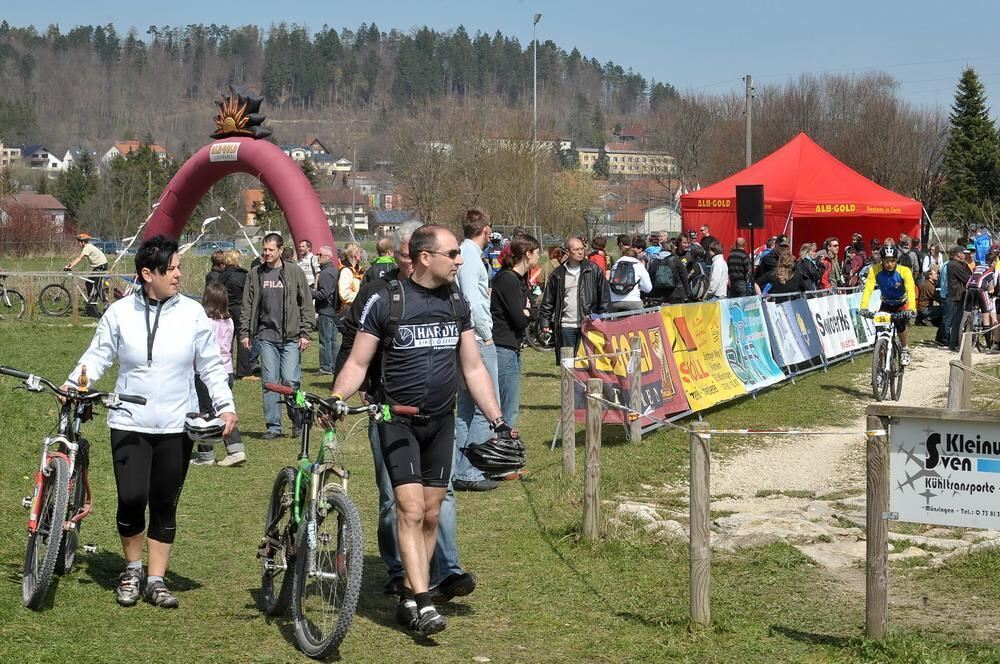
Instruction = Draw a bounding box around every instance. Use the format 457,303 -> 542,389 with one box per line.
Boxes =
866,310 -> 911,401
38,271 -> 109,317
257,383 -> 417,659
0,365 -> 145,609
959,290 -> 993,353
0,273 -> 26,320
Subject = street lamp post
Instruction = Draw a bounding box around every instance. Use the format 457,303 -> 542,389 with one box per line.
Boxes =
533,13 -> 541,241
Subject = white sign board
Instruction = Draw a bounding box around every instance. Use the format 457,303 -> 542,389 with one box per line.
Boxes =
891,416 -> 1000,529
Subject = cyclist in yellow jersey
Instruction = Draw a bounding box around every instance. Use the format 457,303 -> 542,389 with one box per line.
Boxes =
861,244 -> 917,365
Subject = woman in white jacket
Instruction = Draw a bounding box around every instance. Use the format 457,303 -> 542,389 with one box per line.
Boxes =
64,235 -> 238,609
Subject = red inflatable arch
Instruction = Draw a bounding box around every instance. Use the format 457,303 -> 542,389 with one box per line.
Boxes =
144,137 -> 334,252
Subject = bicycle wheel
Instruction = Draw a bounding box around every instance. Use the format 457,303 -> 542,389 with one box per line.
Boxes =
0,288 -> 26,320
871,337 -> 889,402
890,337 -> 905,401
292,478 -> 363,659
260,467 -> 298,616
23,456 -> 69,609
38,284 -> 71,317
55,456 -> 87,576
525,319 -> 555,352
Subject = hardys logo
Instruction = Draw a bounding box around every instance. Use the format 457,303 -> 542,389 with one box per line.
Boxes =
395,322 -> 461,349
815,308 -> 851,336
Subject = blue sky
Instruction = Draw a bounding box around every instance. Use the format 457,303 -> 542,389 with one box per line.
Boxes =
8,1 -> 1000,113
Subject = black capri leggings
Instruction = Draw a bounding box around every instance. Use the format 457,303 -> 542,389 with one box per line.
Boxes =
110,429 -> 194,544
377,412 -> 455,489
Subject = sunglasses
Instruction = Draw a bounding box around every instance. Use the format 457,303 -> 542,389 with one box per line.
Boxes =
425,249 -> 462,259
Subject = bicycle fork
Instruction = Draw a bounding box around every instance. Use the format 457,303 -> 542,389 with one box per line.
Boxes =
304,466 -> 349,582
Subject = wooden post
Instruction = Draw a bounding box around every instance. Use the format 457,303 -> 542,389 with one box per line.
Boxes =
25,275 -> 34,319
560,347 -> 576,475
948,331 -> 973,410
689,420 -> 711,629
865,414 -> 890,640
70,278 -> 79,325
960,331 -> 972,409
582,378 -> 603,541
628,336 -> 642,444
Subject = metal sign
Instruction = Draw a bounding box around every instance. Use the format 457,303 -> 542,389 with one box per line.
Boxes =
891,416 -> 1000,529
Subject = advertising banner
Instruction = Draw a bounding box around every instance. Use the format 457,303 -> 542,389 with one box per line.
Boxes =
762,295 -> 824,372
660,302 -> 746,411
806,292 -> 859,359
573,312 -> 689,424
721,297 -> 785,391
845,289 -> 881,348
891,415 -> 1000,529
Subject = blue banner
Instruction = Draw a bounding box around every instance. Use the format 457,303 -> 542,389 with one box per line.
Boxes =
721,297 -> 785,391
762,295 -> 824,372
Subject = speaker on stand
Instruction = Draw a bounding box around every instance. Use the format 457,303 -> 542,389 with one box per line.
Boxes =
736,184 -> 765,284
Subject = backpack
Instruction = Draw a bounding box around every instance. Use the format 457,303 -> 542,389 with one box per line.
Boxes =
900,248 -> 923,285
650,256 -> 677,290
608,259 -> 639,295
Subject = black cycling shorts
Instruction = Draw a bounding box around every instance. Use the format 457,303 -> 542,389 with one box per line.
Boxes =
879,301 -> 909,333
377,412 -> 455,489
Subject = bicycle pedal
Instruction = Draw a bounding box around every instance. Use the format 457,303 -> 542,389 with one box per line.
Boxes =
21,496 -> 31,510
82,544 -> 97,553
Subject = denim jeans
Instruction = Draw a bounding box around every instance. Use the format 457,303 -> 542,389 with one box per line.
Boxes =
495,345 -> 522,428
939,299 -> 955,345
948,300 -> 965,350
368,420 -> 463,585
316,314 -> 339,374
453,339 -> 500,483
555,325 -> 582,365
194,374 -> 245,461
258,339 -> 301,433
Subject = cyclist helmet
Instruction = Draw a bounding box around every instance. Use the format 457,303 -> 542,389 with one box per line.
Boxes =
184,411 -> 225,442
77,233 -> 93,241
489,231 -> 504,243
463,436 -> 526,474
879,244 -> 897,260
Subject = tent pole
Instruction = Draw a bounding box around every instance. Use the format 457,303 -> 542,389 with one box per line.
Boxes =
781,208 -> 793,242
923,207 -> 945,249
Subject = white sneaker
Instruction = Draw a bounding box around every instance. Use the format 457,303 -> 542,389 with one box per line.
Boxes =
900,348 -> 911,366
190,458 -> 215,466
217,452 -> 246,467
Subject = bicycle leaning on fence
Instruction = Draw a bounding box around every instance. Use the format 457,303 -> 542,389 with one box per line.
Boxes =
0,365 -> 146,609
0,273 -> 26,320
38,271 -> 140,318
864,310 -> 912,402
257,383 -> 418,659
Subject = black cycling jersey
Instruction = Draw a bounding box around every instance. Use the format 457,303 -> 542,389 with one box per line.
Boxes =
358,278 -> 473,416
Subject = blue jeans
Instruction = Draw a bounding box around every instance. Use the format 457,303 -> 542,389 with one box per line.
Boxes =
453,339 -> 500,483
555,325 -> 582,365
496,345 -> 522,428
194,374 -> 245,460
368,420 -> 462,585
258,339 -> 301,434
316,314 -> 339,374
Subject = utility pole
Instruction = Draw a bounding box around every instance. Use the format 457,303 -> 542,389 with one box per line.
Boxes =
533,13 -> 542,241
744,74 -> 753,168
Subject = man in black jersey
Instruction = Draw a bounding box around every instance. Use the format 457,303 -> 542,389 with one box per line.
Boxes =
331,224 -> 510,637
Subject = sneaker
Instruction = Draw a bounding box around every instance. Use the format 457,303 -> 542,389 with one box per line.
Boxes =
900,348 -> 911,366
431,571 -> 476,603
396,598 -> 419,630
262,431 -> 282,440
416,606 -> 447,636
217,452 -> 246,467
145,580 -> 179,608
384,576 -> 405,596
189,458 -> 215,466
115,568 -> 143,607
453,479 -> 499,492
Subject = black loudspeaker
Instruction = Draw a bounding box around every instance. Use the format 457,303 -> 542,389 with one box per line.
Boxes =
736,184 -> 765,229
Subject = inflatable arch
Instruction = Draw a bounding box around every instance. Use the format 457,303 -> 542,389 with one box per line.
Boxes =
144,137 -> 335,252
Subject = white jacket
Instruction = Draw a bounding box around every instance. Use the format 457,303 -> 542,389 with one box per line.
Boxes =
67,292 -> 236,434
608,256 -> 653,303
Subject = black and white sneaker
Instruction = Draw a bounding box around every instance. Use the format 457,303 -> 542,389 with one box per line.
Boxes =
145,580 -> 180,608
396,598 -> 419,630
416,606 -> 447,636
115,567 -> 143,606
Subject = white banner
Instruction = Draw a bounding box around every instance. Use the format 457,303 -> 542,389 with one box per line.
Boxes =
891,416 -> 1000,529
806,293 -> 859,359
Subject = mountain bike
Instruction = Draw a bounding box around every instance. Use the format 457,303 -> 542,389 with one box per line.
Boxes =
0,365 -> 146,609
0,273 -> 26,320
525,317 -> 555,352
869,311 -> 911,401
38,270 -> 110,317
959,291 -> 991,353
257,383 -> 417,659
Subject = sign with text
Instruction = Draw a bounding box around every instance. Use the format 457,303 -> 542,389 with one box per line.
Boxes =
721,296 -> 784,391
806,292 -> 859,359
891,416 -> 1000,529
574,312 -> 689,423
845,289 -> 881,348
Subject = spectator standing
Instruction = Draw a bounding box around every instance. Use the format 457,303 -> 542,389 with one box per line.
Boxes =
727,237 -> 752,297
946,246 -> 973,351
608,235 -> 653,312
706,241 -> 728,300
759,234 -> 789,276
898,234 -> 924,285
454,208 -> 502,492
539,246 -> 564,289
760,252 -> 807,294
205,250 -> 226,286
363,237 -> 397,285
217,250 -> 253,380
588,236 -> 609,277
699,224 -> 719,256
539,236 -> 609,362
648,238 -> 692,304
797,243 -> 822,290
818,237 -> 843,288
937,249 -> 952,346
313,245 -> 341,375
240,232 -> 315,439
296,239 -> 320,287
337,243 -> 365,314
924,242 -> 945,274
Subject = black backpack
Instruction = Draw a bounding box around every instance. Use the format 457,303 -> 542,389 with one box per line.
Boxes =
650,256 -> 677,290
609,259 -> 639,295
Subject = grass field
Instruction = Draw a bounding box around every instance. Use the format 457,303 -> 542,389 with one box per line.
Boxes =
0,321 -> 998,663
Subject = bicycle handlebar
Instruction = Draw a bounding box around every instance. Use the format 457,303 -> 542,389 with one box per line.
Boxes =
0,365 -> 147,405
263,382 -> 419,417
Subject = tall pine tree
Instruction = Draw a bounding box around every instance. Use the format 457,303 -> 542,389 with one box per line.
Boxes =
940,68 -> 1000,233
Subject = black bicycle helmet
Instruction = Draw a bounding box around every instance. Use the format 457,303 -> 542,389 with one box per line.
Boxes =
463,436 -> 526,473
184,411 -> 225,442
879,244 -> 897,260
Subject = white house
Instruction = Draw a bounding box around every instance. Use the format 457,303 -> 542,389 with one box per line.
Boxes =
101,140 -> 168,166
0,143 -> 22,169
20,145 -> 64,171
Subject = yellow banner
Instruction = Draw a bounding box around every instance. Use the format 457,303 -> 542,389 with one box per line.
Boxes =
660,302 -> 746,411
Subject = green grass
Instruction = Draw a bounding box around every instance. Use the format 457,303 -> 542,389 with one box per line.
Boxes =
0,322 -> 997,662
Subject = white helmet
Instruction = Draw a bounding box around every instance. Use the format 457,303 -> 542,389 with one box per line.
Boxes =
184,412 -> 225,442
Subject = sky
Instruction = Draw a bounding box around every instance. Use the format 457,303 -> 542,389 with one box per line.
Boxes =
7,0 -> 1000,114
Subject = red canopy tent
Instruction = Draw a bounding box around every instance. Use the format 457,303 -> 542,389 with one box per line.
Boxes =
680,133 -> 922,251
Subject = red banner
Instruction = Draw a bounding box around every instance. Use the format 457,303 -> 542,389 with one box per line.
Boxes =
573,311 -> 690,424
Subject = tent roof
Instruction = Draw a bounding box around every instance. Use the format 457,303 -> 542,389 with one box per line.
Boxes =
680,133 -> 922,220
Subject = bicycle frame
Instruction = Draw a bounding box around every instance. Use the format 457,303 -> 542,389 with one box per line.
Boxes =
873,313 -> 898,373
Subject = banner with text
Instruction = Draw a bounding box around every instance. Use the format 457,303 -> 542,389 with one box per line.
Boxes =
762,295 -> 824,373
660,302 -> 746,411
574,312 -> 690,424
721,296 -> 785,391
844,289 -> 880,348
806,292 -> 860,359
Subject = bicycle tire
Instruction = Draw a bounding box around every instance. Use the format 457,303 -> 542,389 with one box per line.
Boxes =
292,480 -> 363,659
1,288 -> 26,320
38,284 -> 71,317
525,320 -> 555,352
23,456 -> 69,609
890,337 -> 904,401
871,337 -> 889,402
55,461 -> 87,576
260,466 -> 298,616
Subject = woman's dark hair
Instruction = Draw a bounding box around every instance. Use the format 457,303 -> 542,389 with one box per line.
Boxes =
135,235 -> 179,283
202,282 -> 229,320
775,253 -> 795,285
210,250 -> 226,269
630,235 -> 647,252
410,224 -> 444,259
547,245 -> 564,260
501,234 -> 540,269
591,236 -> 606,251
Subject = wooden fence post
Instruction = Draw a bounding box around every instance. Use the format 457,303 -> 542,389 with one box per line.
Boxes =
628,336 -> 642,444
689,420 -> 711,629
865,414 -> 890,640
70,279 -> 79,325
560,347 -> 576,475
948,331 -> 973,410
582,378 -> 603,541
24,275 -> 35,319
